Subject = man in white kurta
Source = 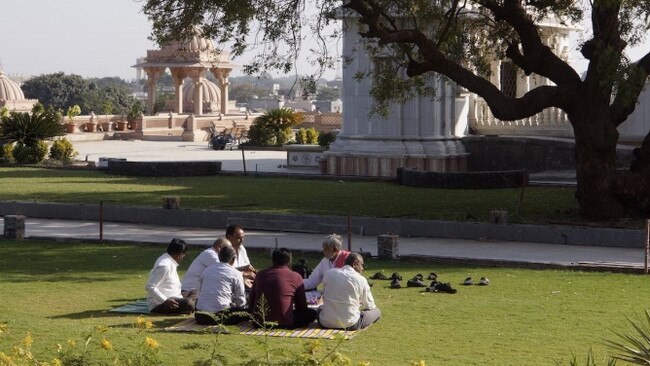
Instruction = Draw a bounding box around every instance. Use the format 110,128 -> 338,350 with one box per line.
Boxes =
226,224 -> 256,287
194,245 -> 248,325
145,238 -> 195,314
181,237 -> 230,294
318,252 -> 381,330
303,234 -> 350,290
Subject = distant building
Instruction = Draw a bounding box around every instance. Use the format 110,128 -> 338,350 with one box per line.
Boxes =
0,68 -> 37,112
313,100 -> 342,113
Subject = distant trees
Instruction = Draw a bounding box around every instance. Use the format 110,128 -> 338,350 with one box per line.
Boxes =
230,82 -> 272,103
316,86 -> 340,101
21,73 -> 141,116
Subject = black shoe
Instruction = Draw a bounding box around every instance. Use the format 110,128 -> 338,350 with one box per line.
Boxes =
414,273 -> 424,281
370,272 -> 388,280
427,272 -> 438,281
463,277 -> 473,286
389,278 -> 401,289
407,278 -> 427,287
436,282 -> 458,294
478,277 -> 490,286
390,272 -> 403,281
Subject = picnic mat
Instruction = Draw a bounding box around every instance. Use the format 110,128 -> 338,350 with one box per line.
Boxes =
109,299 -> 150,314
164,318 -> 361,339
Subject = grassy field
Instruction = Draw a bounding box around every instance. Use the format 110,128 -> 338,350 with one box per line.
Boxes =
0,240 -> 647,365
0,167 -> 587,225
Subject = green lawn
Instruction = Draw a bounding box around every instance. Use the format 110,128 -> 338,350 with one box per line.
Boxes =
0,240 -> 646,365
0,167 -> 585,225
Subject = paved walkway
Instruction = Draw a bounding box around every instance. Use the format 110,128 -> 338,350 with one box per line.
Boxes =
7,217 -> 648,271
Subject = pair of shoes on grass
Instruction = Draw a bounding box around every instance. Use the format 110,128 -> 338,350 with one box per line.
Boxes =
462,277 -> 490,286
407,273 -> 427,287
425,280 -> 457,294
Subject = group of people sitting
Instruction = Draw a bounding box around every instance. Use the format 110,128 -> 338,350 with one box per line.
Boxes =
145,224 -> 381,330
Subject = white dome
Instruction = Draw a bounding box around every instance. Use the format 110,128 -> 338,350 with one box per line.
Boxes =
182,79 -> 221,105
0,70 -> 26,101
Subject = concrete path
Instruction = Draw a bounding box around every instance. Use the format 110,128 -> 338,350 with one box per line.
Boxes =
6,217 -> 648,271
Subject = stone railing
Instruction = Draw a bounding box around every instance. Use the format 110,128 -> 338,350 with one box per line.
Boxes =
297,112 -> 342,132
470,98 -> 573,137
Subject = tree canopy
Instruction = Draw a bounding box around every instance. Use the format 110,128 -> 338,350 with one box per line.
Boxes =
142,0 -> 650,219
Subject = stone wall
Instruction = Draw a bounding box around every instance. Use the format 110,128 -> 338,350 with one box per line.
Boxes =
462,136 -> 635,173
107,160 -> 222,177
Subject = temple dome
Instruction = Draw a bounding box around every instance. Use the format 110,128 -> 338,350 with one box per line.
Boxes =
161,28 -> 216,53
183,78 -> 221,105
0,70 -> 26,101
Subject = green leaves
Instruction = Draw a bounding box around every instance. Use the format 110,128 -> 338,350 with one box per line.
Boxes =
0,110 -> 65,146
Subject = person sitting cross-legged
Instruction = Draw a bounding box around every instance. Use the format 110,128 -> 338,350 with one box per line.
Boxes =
194,245 -> 249,325
303,234 -> 350,291
318,252 -> 381,330
181,237 -> 231,296
249,248 -> 317,329
145,238 -> 196,314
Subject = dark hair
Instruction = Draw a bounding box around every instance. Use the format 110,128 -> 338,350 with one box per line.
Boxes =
272,247 -> 292,266
344,252 -> 363,267
218,245 -> 236,264
225,224 -> 243,237
167,238 -> 187,256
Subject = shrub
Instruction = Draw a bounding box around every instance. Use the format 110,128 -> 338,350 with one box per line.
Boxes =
305,128 -> 319,144
0,141 -> 14,164
49,138 -> 78,163
318,131 -> 336,148
13,141 -> 48,164
0,110 -> 65,146
297,128 -> 308,144
249,108 -> 303,146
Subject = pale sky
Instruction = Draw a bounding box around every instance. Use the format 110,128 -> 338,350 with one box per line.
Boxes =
0,1 -> 647,81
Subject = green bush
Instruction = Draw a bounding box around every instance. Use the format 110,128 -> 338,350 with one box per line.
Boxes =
0,141 -> 14,164
305,127 -> 319,144
13,141 -> 48,164
296,128 -> 308,144
248,108 -> 303,146
49,138 -> 77,163
318,131 -> 336,148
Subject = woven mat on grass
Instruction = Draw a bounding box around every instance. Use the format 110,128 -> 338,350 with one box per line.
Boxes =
164,318 -> 361,339
109,299 -> 150,314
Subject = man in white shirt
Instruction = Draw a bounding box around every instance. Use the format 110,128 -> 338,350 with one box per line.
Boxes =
318,252 -> 381,330
303,234 -> 350,291
195,245 -> 248,325
181,237 -> 231,294
226,224 -> 256,287
145,238 -> 196,314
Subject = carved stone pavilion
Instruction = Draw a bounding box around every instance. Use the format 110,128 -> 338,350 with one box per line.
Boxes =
134,31 -> 237,116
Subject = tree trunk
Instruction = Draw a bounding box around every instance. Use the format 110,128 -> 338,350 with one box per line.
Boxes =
572,112 -> 624,220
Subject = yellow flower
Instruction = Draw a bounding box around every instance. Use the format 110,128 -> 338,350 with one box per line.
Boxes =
100,338 -> 112,350
145,321 -> 153,329
410,361 -> 426,366
52,358 -> 62,366
22,333 -> 33,348
144,336 -> 158,349
67,339 -> 76,348
95,325 -> 109,333
0,352 -> 13,364
0,323 -> 7,334
359,361 -> 371,366
135,316 -> 146,327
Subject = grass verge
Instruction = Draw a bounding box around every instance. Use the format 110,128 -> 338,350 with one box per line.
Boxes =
0,239 -> 647,365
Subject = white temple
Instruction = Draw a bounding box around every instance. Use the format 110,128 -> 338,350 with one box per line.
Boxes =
0,68 -> 37,113
325,9 -> 573,177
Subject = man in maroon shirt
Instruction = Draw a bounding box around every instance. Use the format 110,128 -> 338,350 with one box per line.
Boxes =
249,248 -> 317,329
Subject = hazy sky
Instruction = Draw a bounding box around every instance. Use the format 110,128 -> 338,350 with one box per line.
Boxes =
0,1 -> 647,81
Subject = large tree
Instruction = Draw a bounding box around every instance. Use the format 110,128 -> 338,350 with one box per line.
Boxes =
21,73 -> 90,112
143,0 -> 650,220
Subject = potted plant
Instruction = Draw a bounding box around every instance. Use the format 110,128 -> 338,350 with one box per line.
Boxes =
126,101 -> 143,130
65,105 -> 81,133
100,100 -> 113,132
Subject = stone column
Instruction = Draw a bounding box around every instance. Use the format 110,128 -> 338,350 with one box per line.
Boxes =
4,215 -> 25,240
214,68 -> 232,115
170,68 -> 186,114
144,67 -> 165,116
377,234 -> 399,260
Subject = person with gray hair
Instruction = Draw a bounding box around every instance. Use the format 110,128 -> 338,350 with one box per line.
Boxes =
195,245 -> 248,325
303,234 -> 350,291
181,237 -> 231,295
318,252 -> 381,330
